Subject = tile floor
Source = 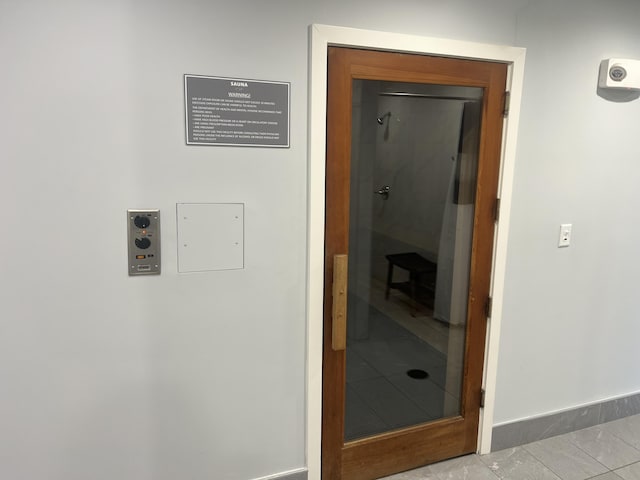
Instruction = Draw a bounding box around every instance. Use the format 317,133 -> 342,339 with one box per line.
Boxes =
381,413 -> 640,480
345,295 -> 460,441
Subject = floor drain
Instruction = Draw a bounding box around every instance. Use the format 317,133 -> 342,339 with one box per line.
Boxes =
406,369 -> 429,379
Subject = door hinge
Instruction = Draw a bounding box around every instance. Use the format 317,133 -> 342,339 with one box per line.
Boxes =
484,296 -> 493,318
480,388 -> 486,408
493,198 -> 501,223
503,91 -> 511,117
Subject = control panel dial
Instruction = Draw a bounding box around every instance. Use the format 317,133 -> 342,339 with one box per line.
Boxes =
134,215 -> 151,229
135,237 -> 151,249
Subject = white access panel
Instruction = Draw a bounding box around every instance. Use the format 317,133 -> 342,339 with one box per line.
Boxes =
177,203 -> 244,272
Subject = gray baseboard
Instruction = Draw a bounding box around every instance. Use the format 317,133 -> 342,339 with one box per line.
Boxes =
253,468 -> 307,480
491,391 -> 640,452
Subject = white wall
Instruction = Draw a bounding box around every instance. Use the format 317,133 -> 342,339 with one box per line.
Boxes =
494,0 -> 640,424
0,2 -> 308,479
2,0 -> 639,478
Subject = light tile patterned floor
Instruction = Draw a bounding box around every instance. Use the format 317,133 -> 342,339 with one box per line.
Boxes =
382,414 -> 640,480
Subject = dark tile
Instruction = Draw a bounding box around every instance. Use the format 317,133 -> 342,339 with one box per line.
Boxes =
350,339 -> 411,376
367,305 -> 415,340
347,296 -> 413,341
345,384 -> 388,441
351,335 -> 446,378
350,377 -> 432,430
386,372 -> 459,420
427,363 -> 450,390
346,347 -> 382,383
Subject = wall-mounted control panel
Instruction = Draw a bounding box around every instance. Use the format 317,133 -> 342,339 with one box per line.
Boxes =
127,209 -> 161,275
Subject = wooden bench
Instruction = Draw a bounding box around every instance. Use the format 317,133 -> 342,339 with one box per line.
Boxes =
385,252 -> 437,309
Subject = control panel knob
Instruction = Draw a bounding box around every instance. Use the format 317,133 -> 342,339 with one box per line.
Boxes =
135,237 -> 151,249
134,215 -> 151,229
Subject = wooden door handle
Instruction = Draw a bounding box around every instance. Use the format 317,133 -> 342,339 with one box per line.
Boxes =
332,254 -> 348,351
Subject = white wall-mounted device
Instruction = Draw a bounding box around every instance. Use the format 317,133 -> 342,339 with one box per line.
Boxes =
598,58 -> 640,90
558,223 -> 572,248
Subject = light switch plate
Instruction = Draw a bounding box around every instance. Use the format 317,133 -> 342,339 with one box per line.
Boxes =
558,223 -> 572,248
177,203 -> 244,272
128,209 -> 161,275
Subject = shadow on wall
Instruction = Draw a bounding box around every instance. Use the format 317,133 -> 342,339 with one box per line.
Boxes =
596,87 -> 640,102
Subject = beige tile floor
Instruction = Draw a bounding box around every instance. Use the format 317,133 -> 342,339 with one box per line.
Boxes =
381,414 -> 640,480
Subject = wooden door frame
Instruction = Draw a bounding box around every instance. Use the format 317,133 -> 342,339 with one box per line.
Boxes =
306,24 -> 526,480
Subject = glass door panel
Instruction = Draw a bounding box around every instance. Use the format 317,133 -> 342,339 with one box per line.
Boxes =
345,80 -> 484,441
